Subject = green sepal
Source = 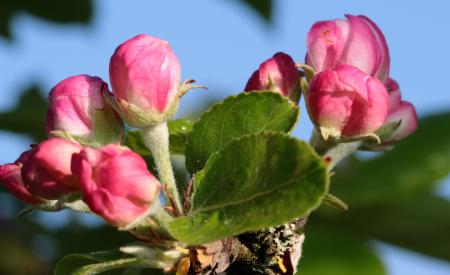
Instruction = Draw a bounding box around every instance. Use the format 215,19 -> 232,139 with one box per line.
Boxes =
318,126 -> 381,144
360,121 -> 402,151
50,107 -> 124,147
18,192 -> 91,217
113,96 -> 179,128
375,121 -> 402,140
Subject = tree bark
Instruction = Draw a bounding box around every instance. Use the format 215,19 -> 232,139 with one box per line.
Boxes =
188,218 -> 307,275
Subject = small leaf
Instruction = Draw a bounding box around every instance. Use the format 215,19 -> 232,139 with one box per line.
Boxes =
54,250 -> 138,275
124,119 -> 194,156
54,250 -> 163,275
167,119 -> 194,154
170,132 -> 328,245
322,193 -> 348,211
185,91 -> 299,174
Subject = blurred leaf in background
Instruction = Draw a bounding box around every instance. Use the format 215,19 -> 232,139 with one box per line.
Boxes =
0,86 -> 47,141
298,112 -> 450,274
332,112 -> 450,207
0,0 -> 93,39
238,0 -> 273,23
299,228 -> 386,275
0,230 -> 47,275
0,203 -> 131,275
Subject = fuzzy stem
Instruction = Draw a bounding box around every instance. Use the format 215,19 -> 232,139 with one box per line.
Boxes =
323,141 -> 362,170
151,201 -> 174,232
141,122 -> 182,212
131,201 -> 174,239
310,130 -> 362,170
309,129 -> 330,155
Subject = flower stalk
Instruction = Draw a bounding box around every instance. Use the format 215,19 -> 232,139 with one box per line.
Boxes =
323,141 -> 362,170
141,122 -> 182,212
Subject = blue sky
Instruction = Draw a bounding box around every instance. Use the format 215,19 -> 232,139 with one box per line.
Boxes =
0,0 -> 449,274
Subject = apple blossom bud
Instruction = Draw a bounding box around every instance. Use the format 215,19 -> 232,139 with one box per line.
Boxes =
377,79 -> 418,143
109,34 -> 181,128
245,52 -> 301,102
21,138 -> 82,200
306,14 -> 390,83
0,153 -> 43,205
71,145 -> 161,228
307,64 -> 389,140
46,75 -> 124,146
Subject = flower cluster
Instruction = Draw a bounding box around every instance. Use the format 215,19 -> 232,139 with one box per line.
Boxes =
0,14 -> 420,274
245,14 -> 418,144
0,15 -> 418,234
305,15 -> 418,143
0,34 -> 185,228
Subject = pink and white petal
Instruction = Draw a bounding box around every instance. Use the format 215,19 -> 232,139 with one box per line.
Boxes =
385,101 -> 418,141
359,15 -> 391,83
306,20 -> 350,72
344,15 -> 380,76
0,163 -> 43,205
358,77 -> 389,134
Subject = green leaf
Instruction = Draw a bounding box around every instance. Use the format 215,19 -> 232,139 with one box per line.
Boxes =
333,112 -> 450,207
185,91 -> 299,174
239,0 -> 273,23
298,227 -> 385,275
124,131 -> 151,156
0,86 -> 47,141
124,119 -> 194,156
169,132 -> 328,245
167,119 -> 194,154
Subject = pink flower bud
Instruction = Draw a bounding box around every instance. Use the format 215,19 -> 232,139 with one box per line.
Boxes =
381,79 -> 418,142
46,75 -> 124,145
306,14 -> 390,83
0,154 -> 43,205
245,52 -> 301,102
21,138 -> 82,200
307,64 -> 389,139
109,34 -> 181,127
72,145 -> 161,227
